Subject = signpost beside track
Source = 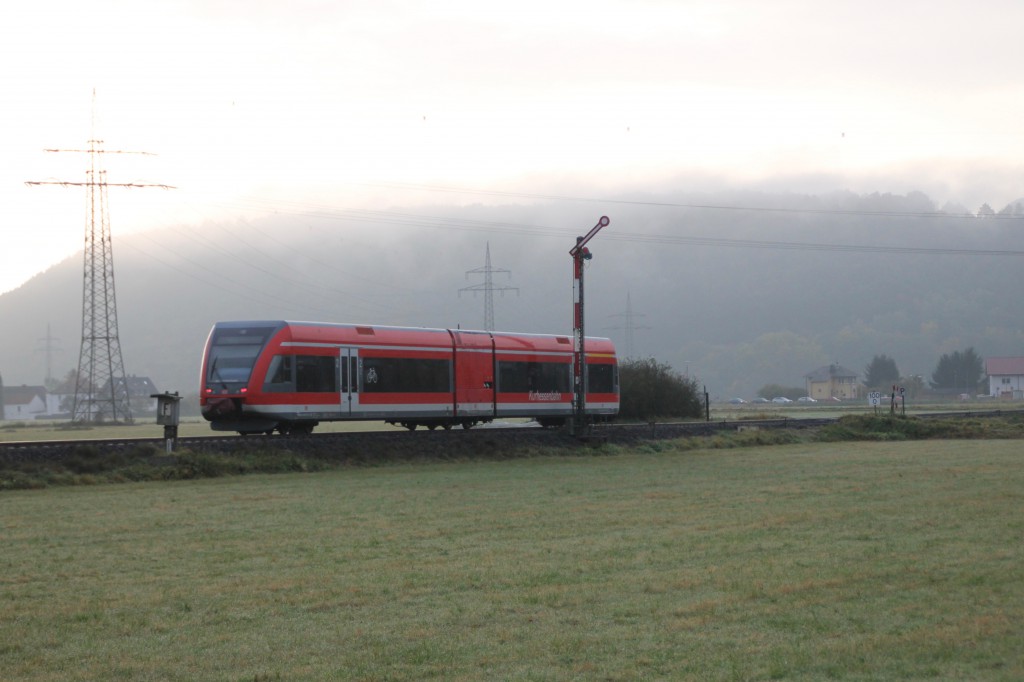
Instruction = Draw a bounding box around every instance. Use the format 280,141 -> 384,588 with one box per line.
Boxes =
152,392 -> 183,452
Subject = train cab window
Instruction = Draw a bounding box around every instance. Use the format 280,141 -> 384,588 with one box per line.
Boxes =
263,355 -> 295,392
497,361 -> 570,393
296,355 -> 338,393
206,325 -> 276,388
588,364 -> 617,394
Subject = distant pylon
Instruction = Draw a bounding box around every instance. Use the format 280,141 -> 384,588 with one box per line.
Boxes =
34,323 -> 62,385
606,292 -> 651,359
26,90 -> 173,423
459,242 -> 518,331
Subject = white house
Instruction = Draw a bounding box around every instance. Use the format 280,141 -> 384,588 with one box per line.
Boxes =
2,385 -> 48,420
985,357 -> 1024,399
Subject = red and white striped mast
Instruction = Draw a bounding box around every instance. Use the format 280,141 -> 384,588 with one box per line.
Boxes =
569,216 -> 609,435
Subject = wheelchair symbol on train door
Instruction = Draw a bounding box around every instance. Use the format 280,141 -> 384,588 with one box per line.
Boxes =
366,368 -> 379,385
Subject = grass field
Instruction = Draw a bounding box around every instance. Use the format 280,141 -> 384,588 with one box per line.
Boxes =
2,439 -> 1022,680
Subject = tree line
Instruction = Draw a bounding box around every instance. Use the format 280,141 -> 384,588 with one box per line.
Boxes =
865,348 -> 985,392
752,347 -> 989,402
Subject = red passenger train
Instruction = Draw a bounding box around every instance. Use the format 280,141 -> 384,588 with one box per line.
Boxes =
200,320 -> 619,434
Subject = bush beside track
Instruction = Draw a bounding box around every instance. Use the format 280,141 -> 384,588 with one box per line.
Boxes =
2,413 -> 1023,491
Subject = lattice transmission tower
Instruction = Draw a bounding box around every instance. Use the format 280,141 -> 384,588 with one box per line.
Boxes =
34,323 -> 62,386
606,292 -> 651,359
459,242 -> 518,331
27,91 -> 173,423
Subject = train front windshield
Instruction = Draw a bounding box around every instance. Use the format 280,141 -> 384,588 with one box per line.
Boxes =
206,325 -> 276,390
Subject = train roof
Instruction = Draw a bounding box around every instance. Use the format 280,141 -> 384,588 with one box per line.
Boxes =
210,320 -> 614,346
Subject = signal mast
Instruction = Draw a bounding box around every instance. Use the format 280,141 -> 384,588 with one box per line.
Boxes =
569,216 -> 609,435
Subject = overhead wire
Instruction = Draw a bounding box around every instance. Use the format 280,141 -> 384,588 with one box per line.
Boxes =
207,198 -> 1024,258
110,184 -> 1024,315
357,181 -> 1024,221
133,195 -> 447,320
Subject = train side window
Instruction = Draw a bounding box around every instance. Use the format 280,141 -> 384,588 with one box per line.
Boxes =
361,357 -> 451,393
296,355 -> 338,392
263,355 -> 295,393
497,361 -> 570,393
588,364 -> 615,394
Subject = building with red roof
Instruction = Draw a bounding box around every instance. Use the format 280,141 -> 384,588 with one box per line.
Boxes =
985,357 -> 1024,399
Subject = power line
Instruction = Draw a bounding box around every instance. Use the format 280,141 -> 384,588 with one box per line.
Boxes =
190,198 -> 1024,258
360,181 -> 1024,221
38,191 -> 1017,326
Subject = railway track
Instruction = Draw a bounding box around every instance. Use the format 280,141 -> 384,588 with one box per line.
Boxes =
0,417 -> 826,463
1,410 -> 1019,465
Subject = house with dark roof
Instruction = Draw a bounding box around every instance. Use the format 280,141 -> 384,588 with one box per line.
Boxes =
805,363 -> 860,401
985,357 -> 1024,399
101,375 -> 160,399
97,375 -> 161,412
1,385 -> 47,420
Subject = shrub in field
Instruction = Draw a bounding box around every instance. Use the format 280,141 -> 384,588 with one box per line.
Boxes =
64,444 -> 160,475
818,414 -> 1024,442
618,358 -> 703,421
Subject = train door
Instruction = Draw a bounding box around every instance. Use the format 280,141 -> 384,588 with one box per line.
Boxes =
339,347 -> 358,417
452,330 -> 496,420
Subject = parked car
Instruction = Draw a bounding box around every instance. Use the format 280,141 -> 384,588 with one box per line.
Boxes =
771,396 -> 792,403
797,396 -> 817,403
753,397 -> 770,403
728,397 -> 746,404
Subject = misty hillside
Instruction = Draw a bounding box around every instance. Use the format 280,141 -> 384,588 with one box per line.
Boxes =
2,189 -> 1022,400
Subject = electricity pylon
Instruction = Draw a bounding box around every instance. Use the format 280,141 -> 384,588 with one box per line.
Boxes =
34,323 -> 62,385
606,292 -> 651,360
27,91 -> 173,423
459,242 -> 518,331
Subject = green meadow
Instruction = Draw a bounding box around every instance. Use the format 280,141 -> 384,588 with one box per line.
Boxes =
2,439 -> 1022,680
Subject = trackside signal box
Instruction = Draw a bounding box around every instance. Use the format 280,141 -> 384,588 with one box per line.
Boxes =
151,392 -> 182,452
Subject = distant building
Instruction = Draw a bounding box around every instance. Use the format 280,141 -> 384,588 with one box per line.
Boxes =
805,363 -> 860,401
0,375 -> 163,420
98,375 -> 161,412
1,385 -> 48,420
102,375 -> 159,398
985,357 -> 1024,399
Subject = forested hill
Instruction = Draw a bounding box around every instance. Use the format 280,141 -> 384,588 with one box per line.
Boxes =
1,189 -> 1022,399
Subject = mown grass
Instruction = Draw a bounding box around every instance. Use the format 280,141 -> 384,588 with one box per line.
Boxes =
2,438 -> 1022,680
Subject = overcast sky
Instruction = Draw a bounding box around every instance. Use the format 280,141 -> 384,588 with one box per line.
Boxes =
2,0 -> 1022,294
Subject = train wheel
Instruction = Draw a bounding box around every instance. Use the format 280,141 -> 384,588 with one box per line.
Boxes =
427,424 -> 438,431
401,421 -> 416,431
442,423 -> 452,431
461,421 -> 475,430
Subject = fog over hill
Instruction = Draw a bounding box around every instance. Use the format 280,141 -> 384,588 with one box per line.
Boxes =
2,189 -> 1022,401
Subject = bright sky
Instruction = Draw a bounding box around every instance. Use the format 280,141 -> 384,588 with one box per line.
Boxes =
2,0 -> 1023,294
